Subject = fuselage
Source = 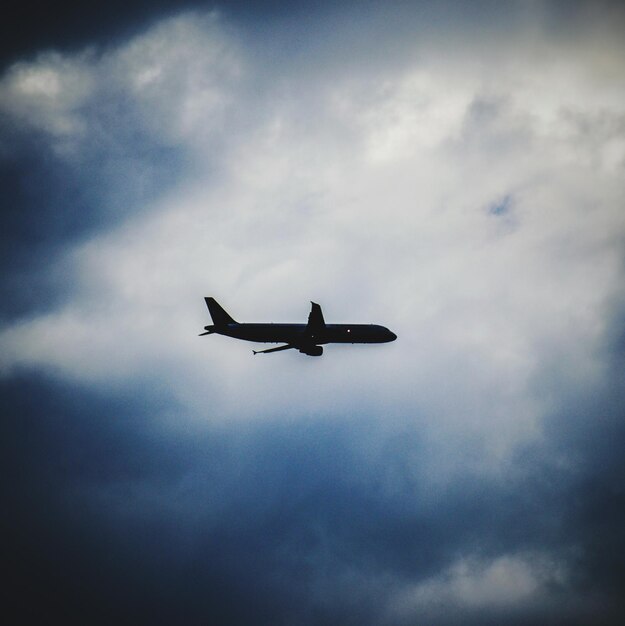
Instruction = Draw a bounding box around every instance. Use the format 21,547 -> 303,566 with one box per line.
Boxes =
214,323 -> 396,345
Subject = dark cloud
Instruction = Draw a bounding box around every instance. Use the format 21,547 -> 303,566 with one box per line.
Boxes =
0,152 -> 183,322
0,77 -> 188,321
0,0 -> 361,71
542,331 -> 625,611
2,366 -> 624,624
0,0 -> 202,69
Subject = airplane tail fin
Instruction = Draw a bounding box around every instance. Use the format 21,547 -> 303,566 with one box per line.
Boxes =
307,302 -> 326,330
205,297 -> 238,327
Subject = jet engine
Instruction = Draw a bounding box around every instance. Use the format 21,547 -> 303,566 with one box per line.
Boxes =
299,345 -> 323,356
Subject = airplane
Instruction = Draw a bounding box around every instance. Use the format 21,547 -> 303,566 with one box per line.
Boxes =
199,297 -> 397,356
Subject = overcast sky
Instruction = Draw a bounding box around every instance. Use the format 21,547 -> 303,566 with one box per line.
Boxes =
2,1 -> 625,624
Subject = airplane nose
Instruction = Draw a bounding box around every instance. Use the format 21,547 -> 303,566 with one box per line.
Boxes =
388,330 -> 397,341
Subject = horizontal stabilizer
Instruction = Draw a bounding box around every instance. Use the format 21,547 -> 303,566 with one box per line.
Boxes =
253,344 -> 295,355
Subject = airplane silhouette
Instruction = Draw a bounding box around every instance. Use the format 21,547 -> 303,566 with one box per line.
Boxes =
199,297 -> 397,356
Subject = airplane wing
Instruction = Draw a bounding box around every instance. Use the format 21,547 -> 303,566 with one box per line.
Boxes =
253,344 -> 296,355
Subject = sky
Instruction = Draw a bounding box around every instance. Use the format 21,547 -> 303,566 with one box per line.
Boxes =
1,1 -> 625,624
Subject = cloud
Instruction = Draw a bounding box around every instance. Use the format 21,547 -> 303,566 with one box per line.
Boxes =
390,552 -> 568,621
1,4 -> 625,624
2,9 -> 623,436
4,366 -> 623,624
0,50 -> 95,137
1,11 -> 241,151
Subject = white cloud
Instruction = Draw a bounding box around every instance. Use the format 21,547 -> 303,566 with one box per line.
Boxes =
103,10 -> 243,146
1,9 -> 624,478
388,551 -> 569,622
0,50 -> 95,138
0,11 -> 242,155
